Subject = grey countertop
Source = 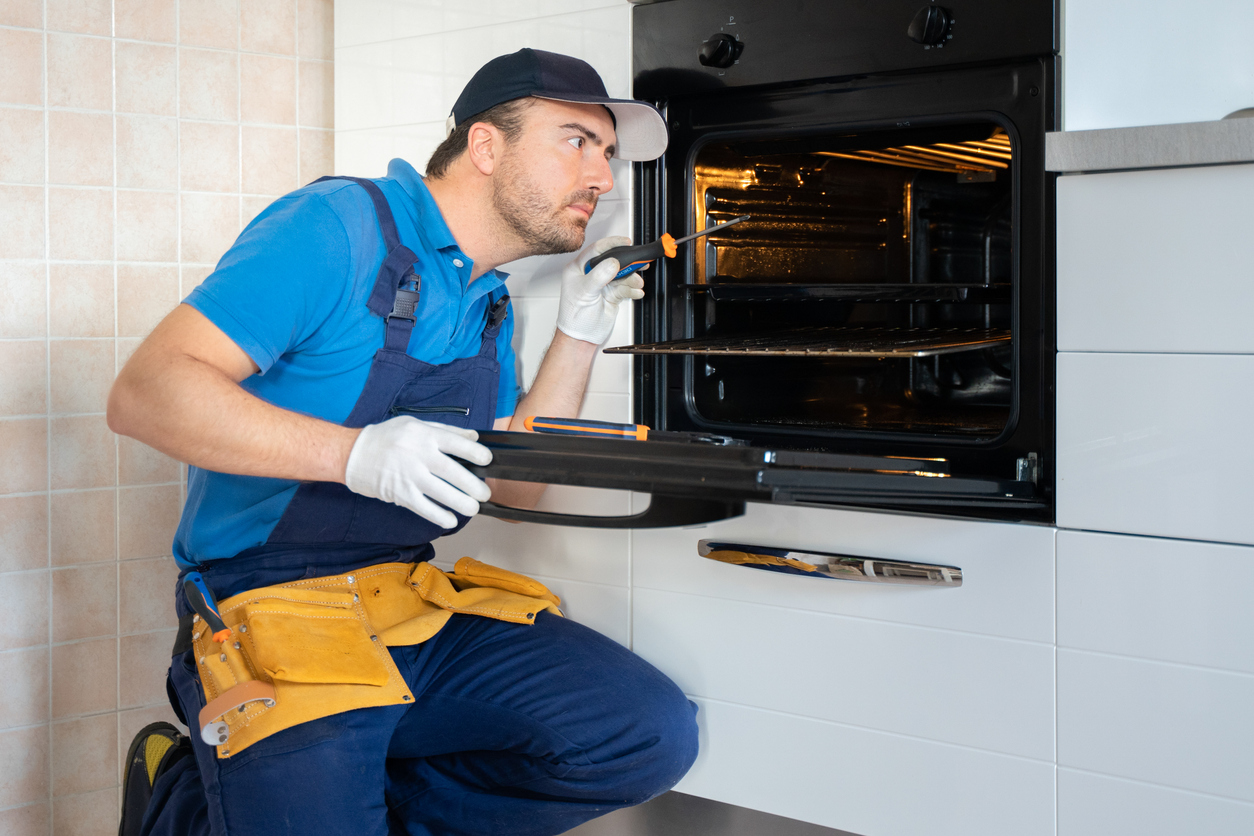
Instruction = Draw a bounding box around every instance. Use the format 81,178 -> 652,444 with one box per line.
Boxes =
1045,117 -> 1254,173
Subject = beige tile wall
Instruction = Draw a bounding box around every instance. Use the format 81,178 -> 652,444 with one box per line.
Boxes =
0,1 -> 333,832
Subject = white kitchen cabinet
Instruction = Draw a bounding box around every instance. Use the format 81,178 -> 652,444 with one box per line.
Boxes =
1056,531 -> 1254,831
1056,352 -> 1254,546
1057,163 -> 1254,354
632,503 -> 1056,642
1058,650 -> 1254,802
629,504 -> 1055,835
1058,531 -> 1254,673
633,589 -> 1054,760
677,698 -> 1055,836
1058,769 -> 1254,836
1063,0 -> 1254,131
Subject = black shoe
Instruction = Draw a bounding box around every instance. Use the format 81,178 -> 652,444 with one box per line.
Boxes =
119,721 -> 191,836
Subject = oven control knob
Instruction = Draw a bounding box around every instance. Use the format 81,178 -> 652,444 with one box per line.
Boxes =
908,5 -> 953,46
699,33 -> 743,68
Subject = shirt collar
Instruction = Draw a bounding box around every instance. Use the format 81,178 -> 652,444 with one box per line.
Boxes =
386,158 -> 458,252
385,157 -> 509,283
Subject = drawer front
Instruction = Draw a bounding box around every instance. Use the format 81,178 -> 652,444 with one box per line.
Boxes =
1058,531 -> 1254,673
633,588 -> 1054,760
1059,769 -> 1254,836
1057,163 -> 1254,353
631,503 -> 1056,642
1056,352 -> 1254,545
677,698 -> 1055,836
1058,650 -> 1254,804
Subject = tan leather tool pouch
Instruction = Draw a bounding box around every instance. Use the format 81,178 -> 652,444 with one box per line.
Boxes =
192,560 -> 562,759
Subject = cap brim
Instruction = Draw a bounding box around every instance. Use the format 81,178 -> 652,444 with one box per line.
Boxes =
533,94 -> 668,162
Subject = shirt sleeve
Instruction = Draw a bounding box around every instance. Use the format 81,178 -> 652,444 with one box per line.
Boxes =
184,193 -> 354,373
495,298 -> 521,419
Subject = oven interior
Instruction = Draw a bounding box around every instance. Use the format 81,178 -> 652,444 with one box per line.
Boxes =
611,121 -> 1017,441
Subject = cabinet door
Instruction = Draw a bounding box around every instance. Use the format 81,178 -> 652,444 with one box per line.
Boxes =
631,504 -> 1056,836
1057,164 -> 1254,354
1057,531 -> 1254,834
1064,0 -> 1254,130
1056,352 -> 1254,545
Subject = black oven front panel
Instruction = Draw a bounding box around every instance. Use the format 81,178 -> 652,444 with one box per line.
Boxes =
634,0 -> 1057,99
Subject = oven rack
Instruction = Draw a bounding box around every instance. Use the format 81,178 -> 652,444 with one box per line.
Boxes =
604,326 -> 1011,358
678,282 -> 1012,303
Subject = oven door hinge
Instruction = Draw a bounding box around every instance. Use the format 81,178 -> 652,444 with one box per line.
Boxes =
1015,453 -> 1041,485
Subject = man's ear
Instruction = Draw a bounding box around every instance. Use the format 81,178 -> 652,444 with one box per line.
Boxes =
465,122 -> 500,176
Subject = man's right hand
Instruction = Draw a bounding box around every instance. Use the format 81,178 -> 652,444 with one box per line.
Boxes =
344,416 -> 494,529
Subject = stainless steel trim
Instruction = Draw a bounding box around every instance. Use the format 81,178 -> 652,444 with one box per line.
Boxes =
697,539 -> 962,587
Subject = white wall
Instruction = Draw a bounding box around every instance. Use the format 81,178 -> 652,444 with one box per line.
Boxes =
1063,0 -> 1254,130
334,0 -> 639,647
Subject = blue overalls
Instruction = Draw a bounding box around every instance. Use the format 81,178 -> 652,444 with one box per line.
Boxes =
141,178 -> 699,836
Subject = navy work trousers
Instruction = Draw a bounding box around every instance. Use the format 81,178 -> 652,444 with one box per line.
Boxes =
145,604 -> 699,835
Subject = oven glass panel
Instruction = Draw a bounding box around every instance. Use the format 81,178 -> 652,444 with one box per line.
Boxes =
613,121 -> 1016,438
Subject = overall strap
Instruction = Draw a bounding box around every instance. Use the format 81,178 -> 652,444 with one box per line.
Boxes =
310,176 -> 419,352
479,291 -> 510,360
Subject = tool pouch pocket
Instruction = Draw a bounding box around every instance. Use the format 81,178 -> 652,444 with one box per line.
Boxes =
193,586 -> 413,760
244,596 -> 390,687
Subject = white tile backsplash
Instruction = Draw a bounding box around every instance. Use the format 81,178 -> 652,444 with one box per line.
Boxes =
337,5 -> 632,132
336,0 -> 625,49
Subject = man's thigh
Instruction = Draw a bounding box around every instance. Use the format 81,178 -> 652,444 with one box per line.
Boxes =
388,612 -> 698,797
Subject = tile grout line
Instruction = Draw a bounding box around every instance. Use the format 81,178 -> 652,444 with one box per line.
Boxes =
112,0 -> 123,800
42,5 -> 53,827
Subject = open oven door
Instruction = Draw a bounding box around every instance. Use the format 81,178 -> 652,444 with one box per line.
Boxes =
465,430 -> 1041,529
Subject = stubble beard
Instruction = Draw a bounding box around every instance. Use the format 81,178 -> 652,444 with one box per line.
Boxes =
491,155 -> 596,256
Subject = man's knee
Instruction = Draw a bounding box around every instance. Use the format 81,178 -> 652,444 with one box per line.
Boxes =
614,680 -> 700,805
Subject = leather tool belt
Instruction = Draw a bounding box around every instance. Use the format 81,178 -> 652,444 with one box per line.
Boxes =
183,558 -> 562,759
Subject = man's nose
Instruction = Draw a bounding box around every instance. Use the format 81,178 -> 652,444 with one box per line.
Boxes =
586,152 -> 614,195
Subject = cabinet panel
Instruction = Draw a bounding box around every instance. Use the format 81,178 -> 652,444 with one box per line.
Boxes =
677,698 -> 1055,836
1057,164 -> 1254,353
1058,531 -> 1254,673
1058,769 -> 1254,836
634,588 -> 1054,760
632,503 -> 1055,642
1058,650 -> 1254,802
1064,0 -> 1254,131
1056,352 -> 1254,545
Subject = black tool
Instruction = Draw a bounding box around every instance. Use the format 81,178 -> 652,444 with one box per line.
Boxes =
584,215 -> 750,279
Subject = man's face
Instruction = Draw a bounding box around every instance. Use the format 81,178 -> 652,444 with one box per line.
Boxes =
490,99 -> 617,256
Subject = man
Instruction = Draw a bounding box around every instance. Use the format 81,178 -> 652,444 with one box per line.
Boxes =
108,49 -> 697,836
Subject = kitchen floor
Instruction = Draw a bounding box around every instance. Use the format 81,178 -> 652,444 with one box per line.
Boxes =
567,792 -> 857,836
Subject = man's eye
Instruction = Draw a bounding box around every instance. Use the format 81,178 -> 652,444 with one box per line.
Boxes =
567,136 -> 584,149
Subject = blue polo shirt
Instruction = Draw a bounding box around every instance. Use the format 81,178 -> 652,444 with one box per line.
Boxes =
173,159 -> 519,568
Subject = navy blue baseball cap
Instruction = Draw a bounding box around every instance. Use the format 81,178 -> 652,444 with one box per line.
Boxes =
447,48 -> 668,162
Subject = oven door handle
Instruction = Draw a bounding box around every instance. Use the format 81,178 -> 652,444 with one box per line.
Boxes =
479,496 -> 745,529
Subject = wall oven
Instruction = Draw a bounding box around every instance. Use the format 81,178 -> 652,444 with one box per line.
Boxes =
474,0 -> 1058,528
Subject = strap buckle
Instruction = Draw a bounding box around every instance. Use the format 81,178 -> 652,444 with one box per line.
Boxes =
487,295 -> 510,328
388,277 -> 421,323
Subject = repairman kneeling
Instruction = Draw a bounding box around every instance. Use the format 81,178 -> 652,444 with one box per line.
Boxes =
107,49 -> 696,836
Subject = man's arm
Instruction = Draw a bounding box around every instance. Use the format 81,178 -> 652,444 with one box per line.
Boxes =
486,330 -> 598,509
485,236 -> 644,510
107,304 -> 360,483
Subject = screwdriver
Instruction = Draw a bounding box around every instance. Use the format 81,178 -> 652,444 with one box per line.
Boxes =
584,215 -> 750,279
183,572 -> 232,643
524,416 -> 743,446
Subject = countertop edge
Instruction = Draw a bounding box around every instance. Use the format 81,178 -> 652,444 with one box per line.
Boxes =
1045,119 -> 1254,174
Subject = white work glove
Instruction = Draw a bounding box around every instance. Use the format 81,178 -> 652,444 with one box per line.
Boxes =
344,416 -> 493,530
556,236 -> 646,345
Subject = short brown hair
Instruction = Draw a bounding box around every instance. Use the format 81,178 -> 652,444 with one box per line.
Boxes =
425,98 -> 535,179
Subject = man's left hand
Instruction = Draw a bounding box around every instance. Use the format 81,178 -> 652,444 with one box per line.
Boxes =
555,236 -> 646,345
